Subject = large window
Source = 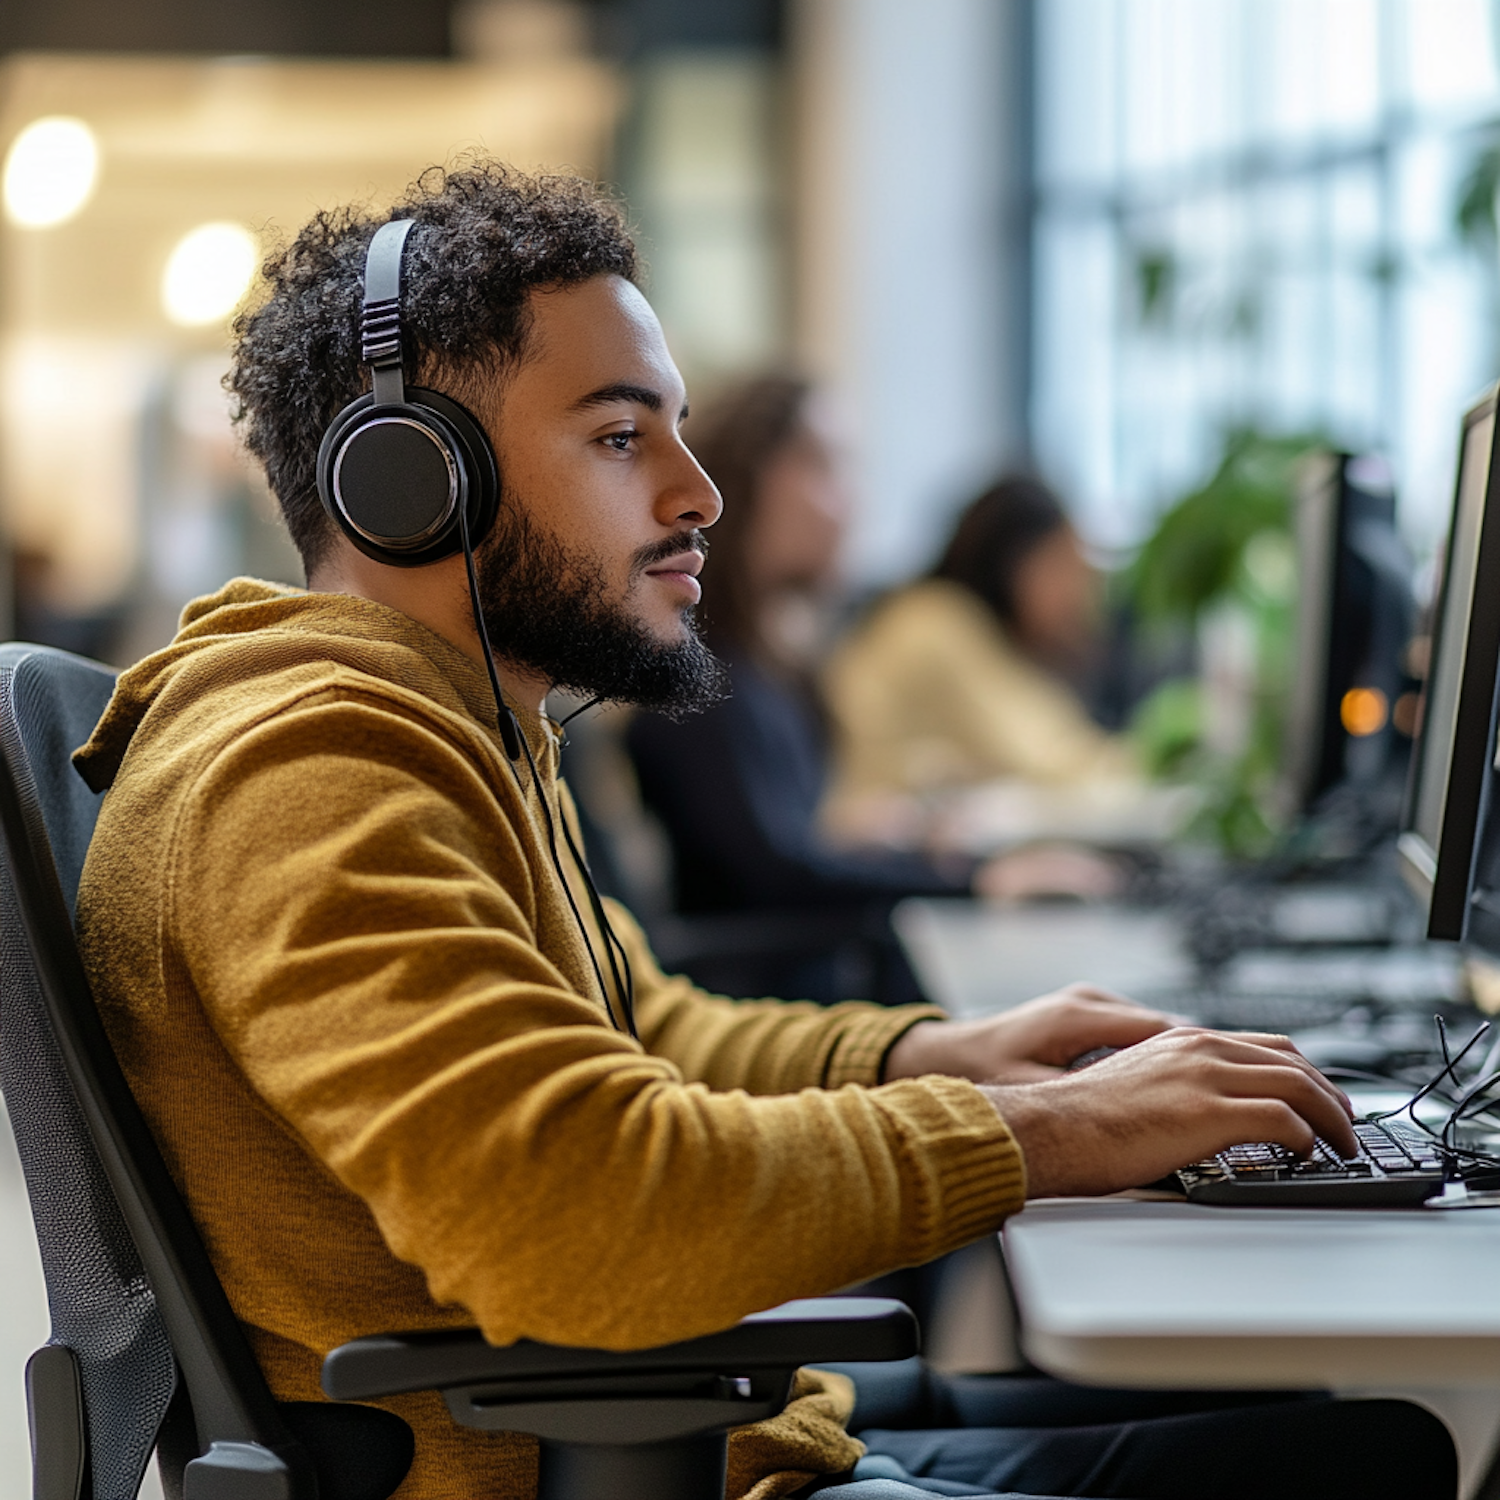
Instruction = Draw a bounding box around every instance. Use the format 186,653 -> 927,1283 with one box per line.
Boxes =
1033,0 -> 1500,552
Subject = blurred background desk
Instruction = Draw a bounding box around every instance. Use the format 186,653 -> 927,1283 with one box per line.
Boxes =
894,895 -> 1465,1027
894,898 -> 1194,1017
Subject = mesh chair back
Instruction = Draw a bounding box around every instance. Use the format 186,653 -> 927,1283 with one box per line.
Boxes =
2,647 -> 116,918
0,645 -> 174,1500
0,644 -> 322,1500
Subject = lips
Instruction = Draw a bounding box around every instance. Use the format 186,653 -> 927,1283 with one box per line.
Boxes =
644,550 -> 705,580
643,551 -> 704,604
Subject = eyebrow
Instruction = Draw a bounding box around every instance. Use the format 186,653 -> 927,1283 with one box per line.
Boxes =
569,381 -> 689,421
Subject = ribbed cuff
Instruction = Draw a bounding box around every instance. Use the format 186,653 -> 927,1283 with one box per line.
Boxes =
822,1005 -> 948,1089
873,1075 -> 1027,1263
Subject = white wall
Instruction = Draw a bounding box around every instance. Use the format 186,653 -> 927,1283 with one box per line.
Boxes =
791,0 -> 1031,584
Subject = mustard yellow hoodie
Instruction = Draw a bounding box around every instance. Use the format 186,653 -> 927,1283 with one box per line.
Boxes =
73,579 -> 1026,1500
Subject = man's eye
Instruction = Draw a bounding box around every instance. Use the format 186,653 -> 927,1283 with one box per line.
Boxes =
601,430 -> 639,452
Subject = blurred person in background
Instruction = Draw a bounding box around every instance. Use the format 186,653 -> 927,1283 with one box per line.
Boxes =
824,477 -> 1141,844
625,377 -> 1106,1007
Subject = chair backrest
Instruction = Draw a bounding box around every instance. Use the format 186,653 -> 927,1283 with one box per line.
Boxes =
0,644 -> 307,1499
0,647 -> 114,918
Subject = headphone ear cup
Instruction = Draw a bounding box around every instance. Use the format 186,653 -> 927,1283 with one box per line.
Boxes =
315,389 -> 498,567
406,387 -> 500,553
316,392 -> 375,537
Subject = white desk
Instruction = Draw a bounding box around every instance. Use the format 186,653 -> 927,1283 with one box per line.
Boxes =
1004,1198 -> 1500,1389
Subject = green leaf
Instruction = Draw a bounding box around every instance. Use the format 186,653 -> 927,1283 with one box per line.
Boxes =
1126,427 -> 1324,625
1129,677 -> 1202,777
1123,426 -> 1326,859
1456,135 -> 1500,248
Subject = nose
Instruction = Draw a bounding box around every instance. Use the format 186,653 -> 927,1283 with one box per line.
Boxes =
658,444 -> 722,530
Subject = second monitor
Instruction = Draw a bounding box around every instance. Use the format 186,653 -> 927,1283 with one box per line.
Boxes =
1398,385 -> 1500,942
1284,450 -> 1416,822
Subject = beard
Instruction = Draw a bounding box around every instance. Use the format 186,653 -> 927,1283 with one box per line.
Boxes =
473,506 -> 729,719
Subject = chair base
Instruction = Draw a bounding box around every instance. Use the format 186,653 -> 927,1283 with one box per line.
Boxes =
537,1432 -> 727,1500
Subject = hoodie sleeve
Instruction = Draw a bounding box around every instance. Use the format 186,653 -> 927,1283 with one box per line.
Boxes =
168,689 -> 1026,1352
612,899 -> 949,1093
550,783 -> 949,1095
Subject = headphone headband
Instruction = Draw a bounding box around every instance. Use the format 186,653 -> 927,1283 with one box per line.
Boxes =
360,219 -> 415,407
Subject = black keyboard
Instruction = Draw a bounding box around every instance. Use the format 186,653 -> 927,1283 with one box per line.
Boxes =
1176,1120 -> 1445,1206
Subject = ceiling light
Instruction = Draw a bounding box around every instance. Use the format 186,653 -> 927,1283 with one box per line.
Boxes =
3,117 -> 100,229
161,223 -> 259,328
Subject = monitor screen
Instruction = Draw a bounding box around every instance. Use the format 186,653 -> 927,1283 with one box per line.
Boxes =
1284,452 -> 1414,817
1283,452 -> 1339,811
1398,389 -> 1500,938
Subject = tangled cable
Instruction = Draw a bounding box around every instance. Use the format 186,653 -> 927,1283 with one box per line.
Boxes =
1359,1016 -> 1500,1180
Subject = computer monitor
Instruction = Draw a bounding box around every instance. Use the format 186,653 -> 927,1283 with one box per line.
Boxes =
1397,387 -> 1500,941
1284,451 -> 1416,817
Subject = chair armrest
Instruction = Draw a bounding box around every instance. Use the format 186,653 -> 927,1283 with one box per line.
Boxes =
322,1297 -> 917,1402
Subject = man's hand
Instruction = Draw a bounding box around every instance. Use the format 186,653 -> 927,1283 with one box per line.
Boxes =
983,1028 -> 1358,1198
884,985 -> 1178,1084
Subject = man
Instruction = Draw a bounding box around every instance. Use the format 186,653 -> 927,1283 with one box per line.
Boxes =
74,162 -> 1454,1499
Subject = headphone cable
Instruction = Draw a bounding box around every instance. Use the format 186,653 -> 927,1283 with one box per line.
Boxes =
557,695 -> 604,733
560,810 -> 636,1038
457,505 -> 636,1039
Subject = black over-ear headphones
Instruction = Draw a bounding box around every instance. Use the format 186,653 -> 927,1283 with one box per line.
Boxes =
316,218 -> 500,569
316,217 -> 523,761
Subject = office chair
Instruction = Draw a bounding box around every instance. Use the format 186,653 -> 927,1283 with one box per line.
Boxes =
0,642 -> 917,1500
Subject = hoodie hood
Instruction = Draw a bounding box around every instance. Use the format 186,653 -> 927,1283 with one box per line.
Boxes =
73,577 -> 532,794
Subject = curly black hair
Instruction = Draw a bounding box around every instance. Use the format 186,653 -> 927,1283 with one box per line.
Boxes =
228,159 -> 638,572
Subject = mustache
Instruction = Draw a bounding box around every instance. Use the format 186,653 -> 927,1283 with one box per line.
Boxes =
631,530 -> 709,574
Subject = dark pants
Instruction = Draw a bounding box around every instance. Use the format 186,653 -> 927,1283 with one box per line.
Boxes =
806,1359 -> 1458,1500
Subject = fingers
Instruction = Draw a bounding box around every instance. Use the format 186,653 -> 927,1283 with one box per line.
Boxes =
1218,1099 -> 1318,1159
1048,982 -> 1144,1009
1028,985 -> 1179,1031
1065,1005 -> 1174,1048
1092,1028 -> 1358,1158
1211,1063 -> 1359,1157
1014,994 -> 1177,1067
1212,1029 -> 1301,1054
1186,1031 -> 1354,1120
1055,986 -> 1192,1035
